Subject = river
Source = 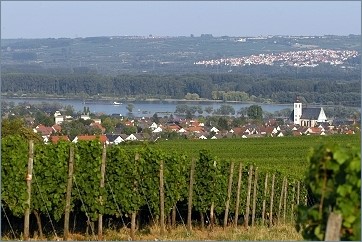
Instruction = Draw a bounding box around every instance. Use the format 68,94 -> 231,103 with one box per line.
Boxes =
2,97 -> 293,117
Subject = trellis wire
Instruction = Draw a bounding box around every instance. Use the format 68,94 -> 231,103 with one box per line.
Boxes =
73,175 -> 96,241
164,179 -> 189,235
192,174 -> 211,225
106,181 -> 127,228
1,203 -> 16,239
139,181 -> 157,226
32,170 -> 59,239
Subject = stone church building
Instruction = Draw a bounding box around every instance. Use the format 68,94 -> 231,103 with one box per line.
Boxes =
291,97 -> 329,127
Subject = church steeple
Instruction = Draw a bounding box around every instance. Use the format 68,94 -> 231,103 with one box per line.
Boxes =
294,96 -> 302,125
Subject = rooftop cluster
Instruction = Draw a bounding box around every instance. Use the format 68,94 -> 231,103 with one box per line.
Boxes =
194,49 -> 359,68
33,112 -> 358,145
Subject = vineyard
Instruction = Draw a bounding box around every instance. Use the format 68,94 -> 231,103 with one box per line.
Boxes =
1,134 -> 360,240
143,135 -> 360,179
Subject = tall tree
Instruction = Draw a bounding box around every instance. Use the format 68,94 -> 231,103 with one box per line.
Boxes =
1,118 -> 42,142
247,105 -> 263,120
204,106 -> 214,115
126,103 -> 134,113
152,113 -> 160,124
215,104 -> 235,116
217,117 -> 230,131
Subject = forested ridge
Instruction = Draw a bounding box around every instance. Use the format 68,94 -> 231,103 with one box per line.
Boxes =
2,72 -> 360,106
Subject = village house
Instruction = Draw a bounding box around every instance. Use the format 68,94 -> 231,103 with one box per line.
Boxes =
54,111 -> 73,125
33,124 -> 62,143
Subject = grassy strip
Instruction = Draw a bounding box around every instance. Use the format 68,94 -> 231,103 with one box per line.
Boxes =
2,224 -> 302,241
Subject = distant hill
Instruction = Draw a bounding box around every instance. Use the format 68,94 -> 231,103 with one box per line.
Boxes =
1,35 -> 360,75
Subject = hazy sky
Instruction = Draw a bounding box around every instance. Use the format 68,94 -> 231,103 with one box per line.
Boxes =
1,1 -> 361,39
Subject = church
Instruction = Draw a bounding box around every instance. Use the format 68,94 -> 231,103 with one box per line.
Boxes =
291,97 -> 329,127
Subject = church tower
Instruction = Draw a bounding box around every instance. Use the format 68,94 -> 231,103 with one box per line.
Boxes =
293,96 -> 302,125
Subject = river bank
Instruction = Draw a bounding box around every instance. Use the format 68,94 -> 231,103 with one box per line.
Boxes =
2,96 -> 295,117
1,93 -> 289,106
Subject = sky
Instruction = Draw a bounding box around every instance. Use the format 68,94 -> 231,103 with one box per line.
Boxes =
1,1 -> 361,39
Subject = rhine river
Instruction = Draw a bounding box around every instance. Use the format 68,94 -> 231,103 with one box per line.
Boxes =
3,97 -> 293,117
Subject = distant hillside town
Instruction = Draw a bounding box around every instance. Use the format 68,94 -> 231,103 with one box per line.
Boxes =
1,34 -> 360,75
195,49 -> 359,68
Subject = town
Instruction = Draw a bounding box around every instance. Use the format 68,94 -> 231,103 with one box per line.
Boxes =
195,49 -> 359,68
3,98 -> 359,145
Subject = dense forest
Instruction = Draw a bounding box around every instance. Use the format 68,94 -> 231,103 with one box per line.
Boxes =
2,71 -> 360,106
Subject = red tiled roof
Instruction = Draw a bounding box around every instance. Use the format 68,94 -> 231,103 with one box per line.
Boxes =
187,126 -> 204,133
52,124 -> 62,133
90,123 -> 106,133
308,127 -> 322,134
35,124 -> 54,136
292,131 -> 302,136
76,135 -> 107,143
165,124 -> 180,132
51,135 -> 70,144
232,127 -> 245,135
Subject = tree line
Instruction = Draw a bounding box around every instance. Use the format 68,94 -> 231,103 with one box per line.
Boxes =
1,72 -> 360,106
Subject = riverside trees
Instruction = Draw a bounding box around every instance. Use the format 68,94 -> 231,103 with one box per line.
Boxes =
2,73 -> 360,106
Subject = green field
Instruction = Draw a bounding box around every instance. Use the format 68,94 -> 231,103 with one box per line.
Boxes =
146,135 -> 360,179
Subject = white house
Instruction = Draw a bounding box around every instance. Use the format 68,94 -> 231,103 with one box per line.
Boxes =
106,134 -> 124,145
125,134 -> 138,141
152,127 -> 163,133
54,111 -> 62,117
54,114 -> 73,125
93,118 -> 102,124
80,114 -> 91,121
178,128 -> 187,133
150,122 -> 158,130
198,134 -> 207,140
210,127 -> 219,133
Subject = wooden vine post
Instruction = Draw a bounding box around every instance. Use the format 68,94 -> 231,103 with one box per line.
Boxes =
167,212 -> 171,231
171,205 -> 176,229
244,165 -> 253,227
251,167 -> 258,227
131,212 -> 136,240
291,181 -> 295,221
277,177 -> 286,225
223,161 -> 234,228
131,153 -> 140,241
269,173 -> 275,227
261,173 -> 269,225
159,159 -> 165,236
325,212 -> 342,241
283,178 -> 288,223
209,160 -> 217,231
64,145 -> 75,241
187,158 -> 195,232
200,212 -> 205,229
234,162 -> 243,228
210,202 -> 215,231
98,144 -> 107,240
24,140 -> 34,241
297,181 -> 300,206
